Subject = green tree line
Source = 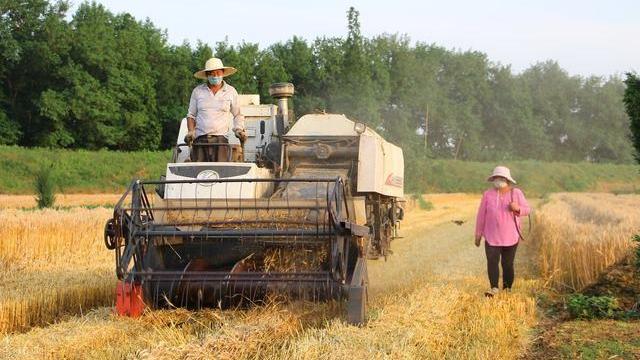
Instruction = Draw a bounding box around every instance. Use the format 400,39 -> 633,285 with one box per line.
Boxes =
0,2 -> 635,163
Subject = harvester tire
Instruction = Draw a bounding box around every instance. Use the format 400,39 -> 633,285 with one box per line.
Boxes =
104,219 -> 117,250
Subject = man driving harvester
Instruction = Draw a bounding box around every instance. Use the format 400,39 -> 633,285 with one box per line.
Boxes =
185,57 -> 247,162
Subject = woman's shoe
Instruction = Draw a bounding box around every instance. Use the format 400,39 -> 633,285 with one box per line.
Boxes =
484,287 -> 499,297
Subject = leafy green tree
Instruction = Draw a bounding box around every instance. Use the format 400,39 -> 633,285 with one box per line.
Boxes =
311,36 -> 344,110
255,50 -> 289,104
624,73 -> 640,163
1,0 -> 70,146
0,110 -> 20,144
520,61 -> 582,160
328,7 -> 381,128
214,40 -> 260,94
479,65 -> 545,161
155,42 -> 200,148
38,3 -> 162,150
577,76 -> 633,163
269,36 -> 324,115
0,1 -> 22,144
372,35 -> 430,159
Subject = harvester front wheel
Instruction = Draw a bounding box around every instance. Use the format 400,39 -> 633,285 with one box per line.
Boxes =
104,219 -> 117,250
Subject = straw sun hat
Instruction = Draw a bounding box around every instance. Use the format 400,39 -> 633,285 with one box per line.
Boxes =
193,57 -> 237,79
487,166 -> 517,184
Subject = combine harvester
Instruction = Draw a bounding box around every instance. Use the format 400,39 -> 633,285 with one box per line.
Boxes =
104,83 -> 404,324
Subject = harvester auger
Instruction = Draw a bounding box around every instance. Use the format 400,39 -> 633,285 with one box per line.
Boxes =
104,83 -> 404,325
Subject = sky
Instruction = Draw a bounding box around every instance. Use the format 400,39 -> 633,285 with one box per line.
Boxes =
69,0 -> 640,77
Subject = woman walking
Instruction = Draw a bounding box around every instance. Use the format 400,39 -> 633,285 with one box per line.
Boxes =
475,166 -> 530,297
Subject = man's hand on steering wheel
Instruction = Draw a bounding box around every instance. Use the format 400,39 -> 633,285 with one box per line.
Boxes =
234,128 -> 247,143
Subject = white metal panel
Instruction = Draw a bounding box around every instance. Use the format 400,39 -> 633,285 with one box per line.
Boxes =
238,94 -> 260,106
241,104 -> 276,117
164,163 -> 273,199
380,140 -> 404,198
356,132 -> 404,198
287,113 -> 404,198
356,134 -> 382,193
286,114 -> 359,136
242,106 -> 276,162
176,118 -> 190,162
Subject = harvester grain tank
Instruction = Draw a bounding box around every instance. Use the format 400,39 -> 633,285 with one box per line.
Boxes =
104,83 -> 405,324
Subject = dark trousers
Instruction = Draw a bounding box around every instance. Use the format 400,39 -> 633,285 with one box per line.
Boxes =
191,135 -> 229,162
484,242 -> 518,289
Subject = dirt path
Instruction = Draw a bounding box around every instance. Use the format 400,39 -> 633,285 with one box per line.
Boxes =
369,194 -> 484,297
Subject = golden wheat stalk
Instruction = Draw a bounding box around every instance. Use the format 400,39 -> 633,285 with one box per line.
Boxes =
533,193 -> 639,291
0,207 -> 114,334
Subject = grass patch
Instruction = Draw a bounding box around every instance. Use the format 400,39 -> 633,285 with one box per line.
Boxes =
0,146 -> 639,195
560,338 -> 637,360
0,145 -> 169,194
406,158 -> 640,196
535,320 -> 640,360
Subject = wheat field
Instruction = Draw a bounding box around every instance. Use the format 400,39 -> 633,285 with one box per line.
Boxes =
0,207 -> 115,333
0,194 -> 541,359
0,194 -> 121,209
1,192 -> 637,359
533,193 -> 640,291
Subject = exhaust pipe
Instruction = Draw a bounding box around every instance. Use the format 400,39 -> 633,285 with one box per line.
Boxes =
269,83 -> 294,133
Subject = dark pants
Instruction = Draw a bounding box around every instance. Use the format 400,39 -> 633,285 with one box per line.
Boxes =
484,242 -> 518,289
191,135 -> 229,162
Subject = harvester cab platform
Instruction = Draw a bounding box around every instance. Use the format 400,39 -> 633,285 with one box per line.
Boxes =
104,83 -> 404,325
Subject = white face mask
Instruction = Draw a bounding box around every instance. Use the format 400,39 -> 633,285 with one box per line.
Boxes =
493,179 -> 507,189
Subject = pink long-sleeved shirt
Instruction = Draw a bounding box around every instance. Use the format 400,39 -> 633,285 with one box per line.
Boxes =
475,188 -> 531,247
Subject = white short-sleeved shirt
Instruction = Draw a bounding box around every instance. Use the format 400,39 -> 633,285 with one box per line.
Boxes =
187,82 -> 245,138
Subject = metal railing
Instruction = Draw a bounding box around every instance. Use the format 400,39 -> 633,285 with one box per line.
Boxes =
172,141 -> 240,163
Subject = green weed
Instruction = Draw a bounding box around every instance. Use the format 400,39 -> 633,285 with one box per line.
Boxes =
411,194 -> 434,210
34,164 -> 56,208
567,294 -> 620,319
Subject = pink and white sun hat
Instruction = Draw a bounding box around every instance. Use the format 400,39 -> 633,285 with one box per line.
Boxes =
487,166 -> 516,184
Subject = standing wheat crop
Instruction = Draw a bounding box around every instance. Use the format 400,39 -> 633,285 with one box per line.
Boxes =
533,193 -> 640,291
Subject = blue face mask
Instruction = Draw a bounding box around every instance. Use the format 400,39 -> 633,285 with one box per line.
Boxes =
207,76 -> 223,85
